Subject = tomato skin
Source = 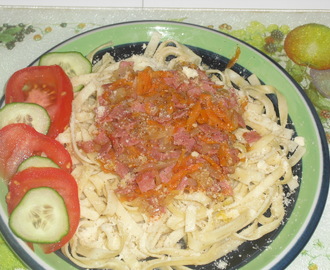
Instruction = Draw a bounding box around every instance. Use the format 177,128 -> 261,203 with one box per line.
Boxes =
0,123 -> 72,181
6,167 -> 80,253
5,65 -> 73,138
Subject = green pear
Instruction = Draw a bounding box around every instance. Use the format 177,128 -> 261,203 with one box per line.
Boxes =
284,23 -> 330,70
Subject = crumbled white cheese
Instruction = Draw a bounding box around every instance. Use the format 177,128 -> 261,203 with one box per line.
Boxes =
287,175 -> 299,191
182,66 -> 198,78
191,151 -> 200,157
96,106 -> 106,118
294,136 -> 305,146
215,260 -> 228,269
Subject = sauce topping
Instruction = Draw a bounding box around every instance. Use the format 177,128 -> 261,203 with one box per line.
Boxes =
80,62 -> 246,215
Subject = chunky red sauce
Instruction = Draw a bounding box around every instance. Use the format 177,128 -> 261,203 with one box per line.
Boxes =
79,61 -> 247,215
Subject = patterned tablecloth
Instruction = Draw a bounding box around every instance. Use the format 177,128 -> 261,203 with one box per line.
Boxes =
0,6 -> 329,270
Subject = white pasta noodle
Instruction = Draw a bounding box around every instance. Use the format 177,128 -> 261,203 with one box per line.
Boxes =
58,32 -> 305,270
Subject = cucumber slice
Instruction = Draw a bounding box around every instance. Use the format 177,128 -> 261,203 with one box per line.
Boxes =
39,51 -> 92,78
0,102 -> 50,134
17,156 -> 60,172
9,187 -> 69,243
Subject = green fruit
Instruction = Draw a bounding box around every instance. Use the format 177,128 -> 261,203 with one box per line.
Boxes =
284,23 -> 330,70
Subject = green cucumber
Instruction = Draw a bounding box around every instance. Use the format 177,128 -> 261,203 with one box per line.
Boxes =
9,187 -> 69,244
39,51 -> 92,77
39,51 -> 92,92
17,156 -> 59,172
0,102 -> 50,134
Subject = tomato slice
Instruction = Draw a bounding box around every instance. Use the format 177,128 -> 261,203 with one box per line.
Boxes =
0,123 -> 72,181
5,65 -> 73,138
6,167 -> 80,253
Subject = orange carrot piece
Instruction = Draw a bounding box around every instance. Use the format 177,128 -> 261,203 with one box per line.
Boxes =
173,150 -> 189,173
186,101 -> 201,130
201,154 -> 222,172
196,109 -> 208,124
168,163 -> 201,189
227,46 -> 241,69
205,108 -> 227,129
136,67 -> 153,95
198,134 -> 219,144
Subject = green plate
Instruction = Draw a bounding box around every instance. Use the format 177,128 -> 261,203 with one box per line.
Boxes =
0,20 -> 329,270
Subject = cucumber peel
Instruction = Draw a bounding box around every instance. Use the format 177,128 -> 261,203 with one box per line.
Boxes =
9,187 -> 69,244
39,51 -> 92,92
17,156 -> 60,172
0,102 -> 50,134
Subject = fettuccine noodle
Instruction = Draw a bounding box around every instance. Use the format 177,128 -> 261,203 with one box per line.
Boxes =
58,33 -> 305,270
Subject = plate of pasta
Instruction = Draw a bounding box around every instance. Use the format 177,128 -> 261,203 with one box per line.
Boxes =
0,20 -> 329,270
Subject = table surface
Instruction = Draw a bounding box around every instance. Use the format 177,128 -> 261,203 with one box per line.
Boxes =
1,1 -> 330,10
0,6 -> 329,270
